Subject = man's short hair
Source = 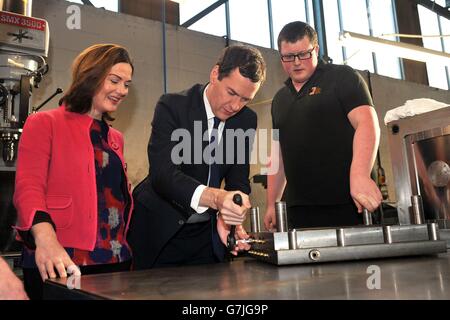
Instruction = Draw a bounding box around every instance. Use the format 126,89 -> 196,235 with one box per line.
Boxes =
277,21 -> 318,51
216,45 -> 266,84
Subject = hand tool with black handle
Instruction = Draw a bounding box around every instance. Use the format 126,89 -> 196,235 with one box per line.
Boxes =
227,193 -> 242,252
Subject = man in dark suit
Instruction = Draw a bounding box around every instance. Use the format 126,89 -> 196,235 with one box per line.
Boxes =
128,45 -> 266,269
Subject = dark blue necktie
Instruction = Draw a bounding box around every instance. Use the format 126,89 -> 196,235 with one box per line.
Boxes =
208,117 -> 221,188
208,117 -> 225,261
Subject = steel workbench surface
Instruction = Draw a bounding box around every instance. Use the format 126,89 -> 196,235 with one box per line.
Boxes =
44,253 -> 450,300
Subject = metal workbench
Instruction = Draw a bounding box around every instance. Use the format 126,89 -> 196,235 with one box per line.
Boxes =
44,252 -> 450,300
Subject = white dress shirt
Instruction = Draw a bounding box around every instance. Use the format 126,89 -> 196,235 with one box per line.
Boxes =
189,84 -> 225,214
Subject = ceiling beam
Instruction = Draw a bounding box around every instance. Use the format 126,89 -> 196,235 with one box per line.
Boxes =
181,0 -> 228,28
413,0 -> 449,20
81,0 -> 94,6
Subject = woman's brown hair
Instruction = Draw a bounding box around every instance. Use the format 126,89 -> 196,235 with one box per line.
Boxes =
59,44 -> 134,120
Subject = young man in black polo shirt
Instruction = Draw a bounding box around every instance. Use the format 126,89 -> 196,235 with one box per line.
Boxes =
264,21 -> 382,229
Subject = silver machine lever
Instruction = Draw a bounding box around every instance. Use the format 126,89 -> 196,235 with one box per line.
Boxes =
363,208 -> 373,225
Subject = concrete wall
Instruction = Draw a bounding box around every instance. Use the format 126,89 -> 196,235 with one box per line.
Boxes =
31,0 -> 450,213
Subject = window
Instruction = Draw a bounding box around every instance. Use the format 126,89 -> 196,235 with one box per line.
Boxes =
177,0 -> 314,49
323,0 -> 343,65
340,0 -> 374,72
324,0 -> 401,79
271,0 -> 312,49
228,0 -> 270,48
173,0 -> 447,88
418,0 -> 449,90
178,0 -> 226,38
368,0 -> 402,79
66,0 -> 119,12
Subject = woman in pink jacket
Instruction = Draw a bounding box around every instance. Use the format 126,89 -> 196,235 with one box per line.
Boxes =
13,44 -> 134,299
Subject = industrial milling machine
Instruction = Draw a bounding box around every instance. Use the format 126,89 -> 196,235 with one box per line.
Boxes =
0,0 -> 49,170
0,0 -> 52,264
246,106 -> 450,265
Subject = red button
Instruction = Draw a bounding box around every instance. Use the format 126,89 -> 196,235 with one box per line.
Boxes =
111,142 -> 119,150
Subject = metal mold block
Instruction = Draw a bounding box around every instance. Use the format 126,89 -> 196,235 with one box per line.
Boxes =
248,223 -> 446,265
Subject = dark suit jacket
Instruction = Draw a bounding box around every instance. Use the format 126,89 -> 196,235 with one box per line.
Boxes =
127,84 -> 257,269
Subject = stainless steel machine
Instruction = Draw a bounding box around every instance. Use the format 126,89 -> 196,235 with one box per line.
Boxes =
0,0 -> 49,170
386,107 -> 450,227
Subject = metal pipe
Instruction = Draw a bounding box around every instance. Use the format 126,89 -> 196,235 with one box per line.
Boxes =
428,223 -> 439,241
411,195 -> 425,224
363,208 -> 373,225
181,0 -> 227,28
390,0 -> 405,80
365,0 -> 378,74
436,4 -> 450,89
304,0 -> 310,25
33,88 -> 63,112
288,229 -> 297,249
383,225 -> 392,244
336,228 -> 346,247
337,0 -> 347,63
267,0 -> 274,49
275,201 -> 288,232
249,207 -> 260,233
224,0 -> 230,42
312,0 -> 328,59
413,0 -> 450,20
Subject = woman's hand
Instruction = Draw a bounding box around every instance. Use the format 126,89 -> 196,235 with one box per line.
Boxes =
32,223 -> 80,281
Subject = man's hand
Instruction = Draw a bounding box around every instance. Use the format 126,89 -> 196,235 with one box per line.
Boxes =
263,206 -> 277,231
0,257 -> 29,300
350,174 -> 382,213
217,215 -> 250,256
32,223 -> 80,281
214,190 -> 251,225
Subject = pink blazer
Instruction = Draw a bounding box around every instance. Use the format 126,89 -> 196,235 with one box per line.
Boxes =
13,105 -> 134,251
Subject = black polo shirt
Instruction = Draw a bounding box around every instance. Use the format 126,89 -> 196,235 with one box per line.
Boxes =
272,60 -> 373,206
